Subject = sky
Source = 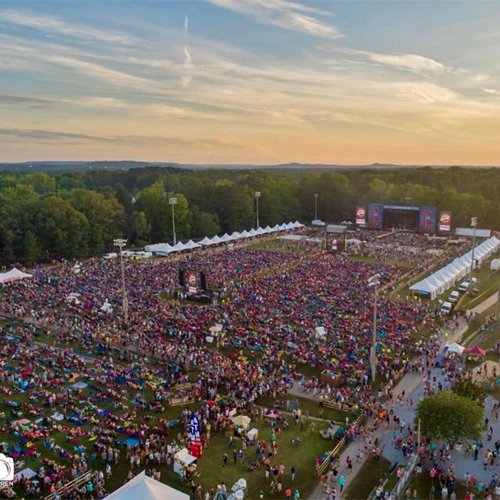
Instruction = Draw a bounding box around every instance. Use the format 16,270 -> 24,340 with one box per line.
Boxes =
1,1 -> 500,165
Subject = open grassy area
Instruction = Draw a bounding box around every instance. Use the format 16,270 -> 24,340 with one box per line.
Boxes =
344,455 -> 395,499
1,326 -> 355,499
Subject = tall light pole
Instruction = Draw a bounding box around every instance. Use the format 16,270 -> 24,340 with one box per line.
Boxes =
468,217 -> 477,286
169,197 -> 178,245
314,193 -> 319,221
113,238 -> 128,322
368,273 -> 381,383
255,191 -> 261,229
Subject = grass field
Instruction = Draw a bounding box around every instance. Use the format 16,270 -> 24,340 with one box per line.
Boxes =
1,327 -> 355,499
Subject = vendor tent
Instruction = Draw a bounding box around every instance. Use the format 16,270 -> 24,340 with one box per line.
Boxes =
0,268 -> 32,284
447,342 -> 465,355
197,236 -> 213,246
467,346 -> 487,357
183,240 -> 201,250
105,471 -> 189,500
409,279 -> 438,299
231,415 -> 251,428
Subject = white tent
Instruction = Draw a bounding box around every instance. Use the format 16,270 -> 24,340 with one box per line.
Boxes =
183,240 -> 201,250
170,242 -> 188,252
247,229 -> 257,237
447,342 -> 465,356
279,223 -> 288,231
0,268 -> 32,284
230,231 -> 241,240
491,259 -> 500,271
263,226 -> 273,233
285,222 -> 295,230
105,471 -> 189,500
239,230 -> 250,238
255,227 -> 265,235
271,224 -> 280,232
173,448 -> 197,474
219,233 -> 232,243
293,221 -> 304,228
409,279 -> 438,299
197,236 -> 213,246
144,243 -> 165,253
210,235 -> 223,245
155,244 -> 174,256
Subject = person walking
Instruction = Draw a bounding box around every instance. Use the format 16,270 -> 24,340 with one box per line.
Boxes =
291,465 -> 296,481
338,475 -> 346,493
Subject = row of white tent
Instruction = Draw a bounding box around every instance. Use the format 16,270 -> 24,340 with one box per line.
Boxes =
145,221 -> 304,256
410,236 -> 500,300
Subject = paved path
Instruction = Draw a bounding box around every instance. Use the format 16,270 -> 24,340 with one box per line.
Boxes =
471,291 -> 499,315
304,302 -> 496,499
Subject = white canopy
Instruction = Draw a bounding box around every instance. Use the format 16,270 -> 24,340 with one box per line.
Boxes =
255,227 -> 265,235
170,242 -> 188,252
247,229 -> 257,237
183,240 -> 201,250
155,244 -> 174,256
279,223 -> 288,231
197,236 -> 213,246
293,221 -> 304,228
219,233 -> 232,242
447,342 -> 465,355
174,448 -> 197,466
239,230 -> 250,238
230,231 -> 242,240
0,268 -> 32,284
271,224 -> 280,232
210,235 -> 222,245
263,226 -> 273,233
105,471 -> 189,500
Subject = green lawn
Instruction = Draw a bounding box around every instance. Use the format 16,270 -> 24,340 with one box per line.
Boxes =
1,327 -> 340,499
344,455 -> 394,499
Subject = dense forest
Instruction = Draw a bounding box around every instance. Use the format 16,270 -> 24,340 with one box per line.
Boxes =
0,166 -> 499,265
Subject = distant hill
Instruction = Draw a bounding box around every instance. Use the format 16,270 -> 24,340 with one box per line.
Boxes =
0,160 -> 497,173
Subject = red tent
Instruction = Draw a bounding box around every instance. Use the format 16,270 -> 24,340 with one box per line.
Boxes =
466,346 -> 487,357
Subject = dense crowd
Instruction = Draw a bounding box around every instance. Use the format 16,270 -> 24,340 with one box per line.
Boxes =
0,232 -> 459,498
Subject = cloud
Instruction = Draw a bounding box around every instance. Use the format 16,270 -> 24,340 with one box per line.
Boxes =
483,88 -> 500,95
0,128 -> 110,142
46,55 -> 157,91
338,48 -> 446,74
182,15 -> 193,87
395,82 -> 459,104
0,10 -> 136,45
0,127 -> 245,151
205,0 -> 342,39
0,95 -> 56,107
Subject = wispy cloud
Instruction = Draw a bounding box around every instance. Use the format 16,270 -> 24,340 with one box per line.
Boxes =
483,88 -> 500,95
335,48 -> 446,74
205,0 -> 342,39
182,15 -> 193,87
0,10 -> 136,45
0,127 -> 245,152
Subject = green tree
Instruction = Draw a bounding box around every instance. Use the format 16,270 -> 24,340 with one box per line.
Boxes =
416,391 -> 483,447
452,379 -> 486,405
191,206 -> 220,238
128,211 -> 150,246
68,189 -> 124,253
31,196 -> 89,259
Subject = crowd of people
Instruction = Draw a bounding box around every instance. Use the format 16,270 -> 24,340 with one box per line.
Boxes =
0,231 -> 464,498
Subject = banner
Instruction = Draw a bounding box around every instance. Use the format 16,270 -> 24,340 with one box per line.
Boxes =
439,211 -> 451,232
189,414 -> 201,444
331,239 -> 338,251
355,206 -> 366,226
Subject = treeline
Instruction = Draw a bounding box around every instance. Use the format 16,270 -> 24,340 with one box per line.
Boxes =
0,166 -> 499,265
